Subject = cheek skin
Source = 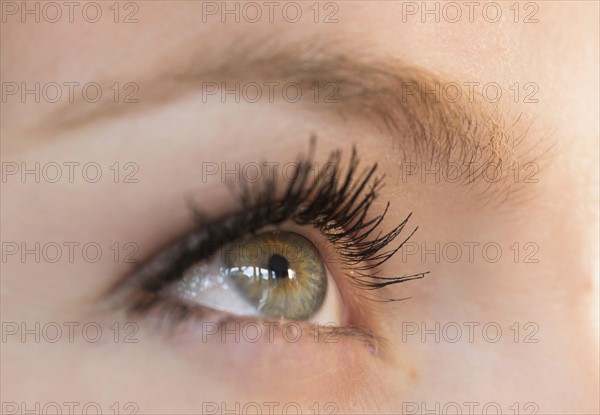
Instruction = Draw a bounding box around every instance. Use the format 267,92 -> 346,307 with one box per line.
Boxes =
1,313 -> 394,413
138,323 -> 390,413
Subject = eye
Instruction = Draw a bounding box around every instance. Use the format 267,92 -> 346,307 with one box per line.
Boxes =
169,230 -> 342,323
109,137 -> 427,335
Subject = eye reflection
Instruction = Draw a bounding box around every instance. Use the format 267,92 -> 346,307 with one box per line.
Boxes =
223,231 -> 328,320
229,254 -> 297,282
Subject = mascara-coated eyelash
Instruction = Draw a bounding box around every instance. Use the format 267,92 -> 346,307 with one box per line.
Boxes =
118,136 -> 428,315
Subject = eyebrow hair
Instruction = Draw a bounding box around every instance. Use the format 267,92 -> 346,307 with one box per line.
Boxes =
41,38 -> 546,199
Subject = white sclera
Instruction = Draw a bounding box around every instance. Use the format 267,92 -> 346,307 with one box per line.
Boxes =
167,251 -> 343,325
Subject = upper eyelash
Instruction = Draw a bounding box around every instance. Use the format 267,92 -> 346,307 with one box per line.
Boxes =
230,135 -> 428,293
121,135 -> 427,311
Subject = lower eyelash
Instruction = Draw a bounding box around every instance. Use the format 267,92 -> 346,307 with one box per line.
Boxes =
132,295 -> 385,354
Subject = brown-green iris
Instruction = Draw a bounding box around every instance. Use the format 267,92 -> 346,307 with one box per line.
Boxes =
221,231 -> 327,320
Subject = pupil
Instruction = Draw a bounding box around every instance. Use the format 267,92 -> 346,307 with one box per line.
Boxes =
268,254 -> 289,279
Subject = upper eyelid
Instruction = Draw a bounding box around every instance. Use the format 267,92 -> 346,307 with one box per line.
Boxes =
106,139 -> 427,315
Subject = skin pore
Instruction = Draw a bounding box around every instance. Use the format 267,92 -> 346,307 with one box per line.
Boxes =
1,1 -> 598,414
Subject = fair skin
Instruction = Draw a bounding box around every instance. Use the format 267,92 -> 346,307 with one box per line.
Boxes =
2,1 -> 598,414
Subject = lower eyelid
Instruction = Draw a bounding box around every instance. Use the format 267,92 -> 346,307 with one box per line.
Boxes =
135,297 -> 382,354
121,222 -> 382,333
115,242 -> 388,356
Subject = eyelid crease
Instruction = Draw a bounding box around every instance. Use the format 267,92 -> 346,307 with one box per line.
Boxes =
38,36 -> 549,205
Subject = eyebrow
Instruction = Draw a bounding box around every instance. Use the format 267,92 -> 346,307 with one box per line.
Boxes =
41,39 -> 543,198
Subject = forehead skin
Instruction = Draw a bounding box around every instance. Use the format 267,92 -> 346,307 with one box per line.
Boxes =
1,1 -> 598,414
